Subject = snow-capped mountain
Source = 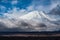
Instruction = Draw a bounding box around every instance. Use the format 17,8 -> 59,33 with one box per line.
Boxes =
0,5 -> 60,31
19,11 -> 57,21
19,11 -> 41,20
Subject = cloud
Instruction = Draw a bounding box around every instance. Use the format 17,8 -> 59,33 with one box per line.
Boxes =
4,7 -> 28,19
0,0 -> 60,32
11,0 -> 18,5
48,0 -> 60,11
26,0 -> 60,13
0,5 -> 7,13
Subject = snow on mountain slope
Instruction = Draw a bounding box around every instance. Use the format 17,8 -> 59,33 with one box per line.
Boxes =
19,11 -> 41,20
0,10 -> 59,31
19,11 -> 57,21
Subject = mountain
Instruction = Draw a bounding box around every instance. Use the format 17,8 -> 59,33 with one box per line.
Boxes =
19,11 -> 57,21
47,5 -> 60,25
19,11 -> 41,20
48,5 -> 60,15
0,11 -> 59,31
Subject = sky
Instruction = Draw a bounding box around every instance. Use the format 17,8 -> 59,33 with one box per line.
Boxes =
0,0 -> 60,13
0,0 -> 60,32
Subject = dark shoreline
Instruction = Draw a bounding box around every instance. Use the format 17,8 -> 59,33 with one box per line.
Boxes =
0,31 -> 60,35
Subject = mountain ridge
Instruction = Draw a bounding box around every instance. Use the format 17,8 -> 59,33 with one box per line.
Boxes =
48,5 -> 60,15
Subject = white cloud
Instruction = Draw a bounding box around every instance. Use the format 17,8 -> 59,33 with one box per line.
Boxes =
0,7 -> 59,31
11,0 -> 18,5
0,0 -> 60,31
26,5 -> 35,11
48,0 -> 59,11
27,0 -> 60,13
4,7 -> 28,19
0,5 -> 6,13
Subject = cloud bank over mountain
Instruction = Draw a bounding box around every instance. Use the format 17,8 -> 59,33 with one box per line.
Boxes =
0,0 -> 60,32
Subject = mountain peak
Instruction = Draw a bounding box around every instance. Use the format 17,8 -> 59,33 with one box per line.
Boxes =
55,4 -> 60,9
48,4 -> 60,15
19,11 -> 42,20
